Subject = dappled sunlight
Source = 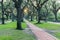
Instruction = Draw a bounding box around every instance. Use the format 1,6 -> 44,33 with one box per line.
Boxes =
24,7 -> 29,13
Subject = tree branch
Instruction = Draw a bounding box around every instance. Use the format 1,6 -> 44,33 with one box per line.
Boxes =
30,0 -> 37,9
57,7 -> 60,12
41,0 -> 48,7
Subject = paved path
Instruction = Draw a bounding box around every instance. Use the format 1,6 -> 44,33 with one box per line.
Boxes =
25,20 -> 58,40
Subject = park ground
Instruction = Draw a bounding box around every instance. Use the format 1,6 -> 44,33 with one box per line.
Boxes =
0,20 -> 60,40
0,21 -> 36,40
30,20 -> 60,40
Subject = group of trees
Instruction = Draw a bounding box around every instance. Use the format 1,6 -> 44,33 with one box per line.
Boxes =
0,0 -> 60,30
0,0 -> 16,24
25,0 -> 60,22
0,0 -> 25,30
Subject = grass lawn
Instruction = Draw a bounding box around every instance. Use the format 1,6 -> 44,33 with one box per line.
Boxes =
0,22 -> 36,40
53,32 -> 60,40
30,21 -> 60,40
31,21 -> 60,30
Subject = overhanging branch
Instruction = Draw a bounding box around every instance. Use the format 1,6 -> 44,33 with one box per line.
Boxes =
41,0 -> 48,7
57,7 -> 60,12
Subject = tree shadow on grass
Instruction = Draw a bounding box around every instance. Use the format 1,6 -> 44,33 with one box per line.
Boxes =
16,28 -> 24,30
34,22 -> 43,25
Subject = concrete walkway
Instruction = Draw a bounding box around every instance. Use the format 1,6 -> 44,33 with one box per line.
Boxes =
25,20 -> 58,40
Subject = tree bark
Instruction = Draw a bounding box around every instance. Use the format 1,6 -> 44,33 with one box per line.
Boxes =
30,12 -> 33,21
1,0 -> 4,24
6,14 -> 9,20
12,0 -> 23,30
21,11 -> 24,22
37,8 -> 41,23
54,13 -> 58,21
16,8 -> 22,30
31,15 -> 33,21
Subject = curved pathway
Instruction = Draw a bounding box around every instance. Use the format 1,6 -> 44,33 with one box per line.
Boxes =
25,20 -> 58,40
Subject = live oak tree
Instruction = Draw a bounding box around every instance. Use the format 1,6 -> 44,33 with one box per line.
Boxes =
4,3 -> 11,20
13,0 -> 23,30
51,0 -> 60,21
27,0 -> 48,23
43,3 -> 51,22
1,0 -> 5,24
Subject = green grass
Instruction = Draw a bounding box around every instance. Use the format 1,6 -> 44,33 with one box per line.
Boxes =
22,22 -> 27,29
0,22 -> 27,30
53,32 -> 60,40
0,22 -> 16,30
31,21 -> 60,30
0,22 -> 36,40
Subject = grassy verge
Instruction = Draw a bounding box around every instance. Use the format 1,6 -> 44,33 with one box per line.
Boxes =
0,22 -> 27,30
31,21 -> 60,30
0,22 -> 36,40
54,32 -> 60,40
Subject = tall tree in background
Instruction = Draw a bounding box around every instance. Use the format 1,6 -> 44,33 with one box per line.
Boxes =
27,0 -> 48,23
1,0 -> 5,24
51,0 -> 60,21
44,4 -> 50,21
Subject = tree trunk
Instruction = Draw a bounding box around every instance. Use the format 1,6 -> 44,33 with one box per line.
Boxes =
12,0 -> 23,30
37,8 -> 41,23
2,0 -> 4,24
44,12 -> 48,22
38,16 -> 41,23
10,13 -> 12,19
36,15 -> 38,21
11,13 -> 15,22
21,11 -> 24,22
54,13 -> 58,21
27,13 -> 30,20
31,15 -> 33,21
6,15 -> 9,20
16,8 -> 22,30
30,12 -> 33,21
